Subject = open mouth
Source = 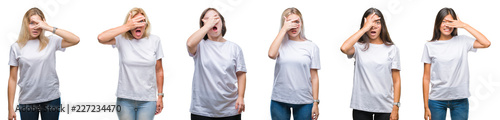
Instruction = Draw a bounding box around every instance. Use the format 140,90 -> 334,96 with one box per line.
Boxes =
369,31 -> 377,35
135,29 -> 142,37
291,29 -> 297,34
212,26 -> 218,32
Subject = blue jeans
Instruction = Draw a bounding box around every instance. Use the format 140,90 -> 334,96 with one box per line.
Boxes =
116,98 -> 157,120
19,98 -> 61,120
429,98 -> 469,120
270,100 -> 312,120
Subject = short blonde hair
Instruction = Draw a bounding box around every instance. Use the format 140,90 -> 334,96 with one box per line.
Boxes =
280,7 -> 307,40
17,7 -> 49,51
122,7 -> 151,40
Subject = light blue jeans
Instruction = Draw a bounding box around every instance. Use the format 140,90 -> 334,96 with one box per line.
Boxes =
116,98 -> 156,120
429,98 -> 469,120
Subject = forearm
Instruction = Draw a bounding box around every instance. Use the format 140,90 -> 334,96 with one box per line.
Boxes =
237,72 -> 246,99
54,28 -> 79,44
98,25 -> 130,42
156,70 -> 164,94
464,24 -> 490,46
311,69 -> 319,100
392,70 -> 401,103
8,77 -> 17,111
268,29 -> 287,59
156,60 -> 164,96
423,79 -> 430,109
187,26 -> 210,53
423,63 -> 431,109
341,28 -> 367,54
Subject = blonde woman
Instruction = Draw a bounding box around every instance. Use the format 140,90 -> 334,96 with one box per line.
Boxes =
8,7 -> 80,120
186,8 -> 247,120
97,7 -> 164,120
268,7 -> 320,120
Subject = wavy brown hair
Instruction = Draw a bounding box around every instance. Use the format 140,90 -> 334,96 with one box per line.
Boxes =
358,8 -> 394,51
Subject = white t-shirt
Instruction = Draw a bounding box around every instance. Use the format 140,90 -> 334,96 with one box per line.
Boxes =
189,39 -> 247,117
349,42 -> 401,113
113,34 -> 164,101
271,39 -> 321,104
9,35 -> 66,104
421,35 -> 477,100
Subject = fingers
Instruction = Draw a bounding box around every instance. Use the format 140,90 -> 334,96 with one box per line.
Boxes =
132,16 -> 146,22
128,12 -> 132,20
238,104 -> 243,113
155,104 -> 163,115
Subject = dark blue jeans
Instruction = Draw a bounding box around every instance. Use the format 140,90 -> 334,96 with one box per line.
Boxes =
19,98 -> 61,120
270,100 -> 312,120
429,98 -> 469,120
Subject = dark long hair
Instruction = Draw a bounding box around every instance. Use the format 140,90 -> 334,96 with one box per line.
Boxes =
431,8 -> 458,41
358,8 -> 394,51
199,8 -> 226,40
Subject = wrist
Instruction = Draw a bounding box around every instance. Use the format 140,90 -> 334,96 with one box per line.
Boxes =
237,96 -> 244,99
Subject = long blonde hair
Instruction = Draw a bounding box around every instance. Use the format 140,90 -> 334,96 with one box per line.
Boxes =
122,7 -> 151,40
17,7 -> 49,51
280,7 -> 307,40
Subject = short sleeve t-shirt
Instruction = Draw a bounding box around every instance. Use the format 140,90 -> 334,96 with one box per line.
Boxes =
349,42 -> 401,113
421,35 -> 476,100
189,39 -> 246,117
114,34 -> 164,101
9,35 -> 66,104
271,39 -> 321,104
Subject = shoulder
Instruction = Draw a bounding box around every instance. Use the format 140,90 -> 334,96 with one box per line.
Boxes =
48,35 -> 62,41
147,34 -> 160,41
10,42 -> 20,49
455,35 -> 475,42
225,40 -> 243,51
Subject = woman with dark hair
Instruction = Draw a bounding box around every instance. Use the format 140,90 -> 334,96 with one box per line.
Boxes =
8,7 -> 80,120
268,7 -> 320,120
186,8 -> 247,120
422,8 -> 490,120
340,8 -> 401,120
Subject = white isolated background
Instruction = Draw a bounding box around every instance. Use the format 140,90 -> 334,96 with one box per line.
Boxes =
0,0 -> 498,119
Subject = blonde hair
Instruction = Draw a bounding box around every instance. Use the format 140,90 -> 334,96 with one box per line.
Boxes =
122,7 -> 151,40
280,7 -> 307,40
17,7 -> 49,51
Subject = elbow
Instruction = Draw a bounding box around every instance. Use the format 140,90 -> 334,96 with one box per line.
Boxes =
97,35 -> 107,44
73,37 -> 81,45
485,41 -> 491,48
268,53 -> 277,59
186,42 -> 194,49
340,46 -> 349,54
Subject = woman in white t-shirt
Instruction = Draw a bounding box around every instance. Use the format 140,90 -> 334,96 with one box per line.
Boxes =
422,8 -> 491,120
340,8 -> 401,120
268,7 -> 320,120
97,8 -> 164,120
186,8 -> 247,120
8,7 -> 80,120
